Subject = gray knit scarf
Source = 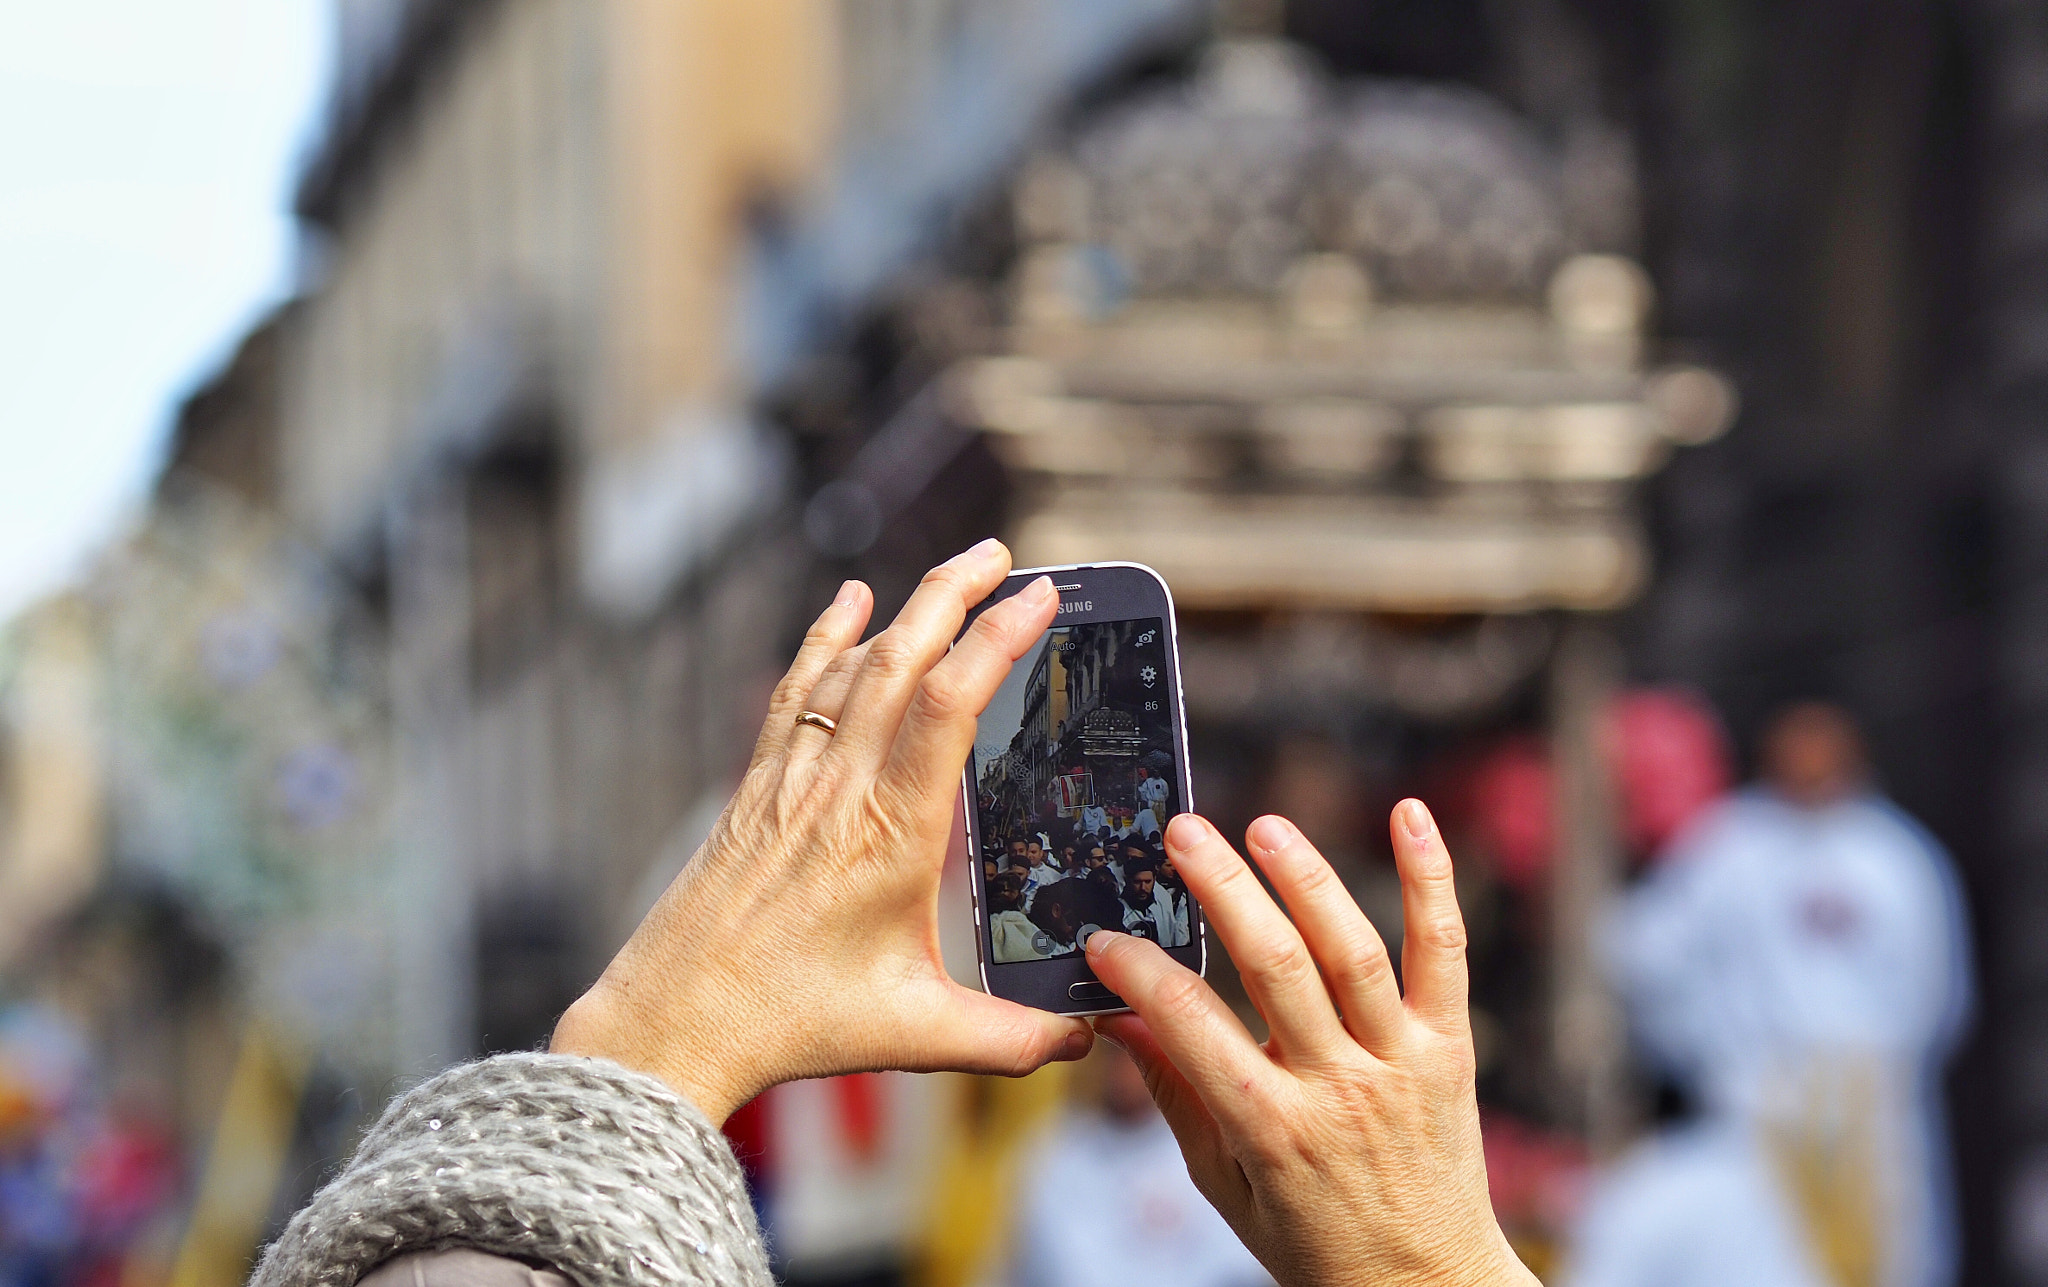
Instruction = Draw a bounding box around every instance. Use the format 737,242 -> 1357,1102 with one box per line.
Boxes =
251,1053 -> 773,1287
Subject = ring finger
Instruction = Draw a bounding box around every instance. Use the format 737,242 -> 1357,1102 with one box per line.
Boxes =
786,642 -> 870,769
755,581 -> 872,763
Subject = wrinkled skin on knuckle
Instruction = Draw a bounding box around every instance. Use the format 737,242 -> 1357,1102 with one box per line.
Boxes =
767,668 -> 811,715
1146,964 -> 1214,1032
918,560 -> 975,595
995,1026 -> 1053,1078
860,631 -> 924,683
769,636 -> 835,709
964,601 -> 1020,650
1287,855 -> 1348,903
1332,936 -> 1396,996
866,773 -> 943,856
1244,935 -> 1320,997
1416,1029 -> 1479,1091
909,665 -> 972,727
1414,909 -> 1469,956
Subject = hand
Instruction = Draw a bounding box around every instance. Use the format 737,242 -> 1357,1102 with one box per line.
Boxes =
552,539 -> 1092,1122
1086,803 -> 1534,1287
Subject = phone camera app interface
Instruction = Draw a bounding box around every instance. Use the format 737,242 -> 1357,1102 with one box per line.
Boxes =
974,617 -> 1188,964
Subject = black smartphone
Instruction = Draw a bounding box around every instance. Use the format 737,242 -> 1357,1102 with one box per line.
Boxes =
959,562 -> 1204,1015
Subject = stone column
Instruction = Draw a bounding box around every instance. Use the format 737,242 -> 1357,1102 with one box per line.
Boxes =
1548,617 -> 1631,1154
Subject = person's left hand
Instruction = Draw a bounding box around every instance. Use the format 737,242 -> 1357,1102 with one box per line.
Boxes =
1084,805 -> 1532,1287
551,539 -> 1092,1122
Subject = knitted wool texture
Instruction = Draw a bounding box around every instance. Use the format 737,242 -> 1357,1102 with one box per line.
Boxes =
251,1053 -> 772,1287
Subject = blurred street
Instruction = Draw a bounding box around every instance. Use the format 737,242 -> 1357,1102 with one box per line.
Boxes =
1,0 -> 2041,1283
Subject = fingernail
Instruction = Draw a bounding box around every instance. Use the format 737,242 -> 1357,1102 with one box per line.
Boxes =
963,537 -> 1004,563
1086,929 -> 1127,956
1021,574 -> 1056,606
1400,798 -> 1434,839
1164,813 -> 1208,851
834,579 -> 861,608
1248,814 -> 1295,854
1057,1029 -> 1092,1061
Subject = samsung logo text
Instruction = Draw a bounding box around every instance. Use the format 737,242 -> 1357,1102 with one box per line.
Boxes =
1057,600 -> 1092,615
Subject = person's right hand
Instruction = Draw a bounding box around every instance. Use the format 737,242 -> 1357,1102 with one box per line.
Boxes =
1086,801 -> 1535,1287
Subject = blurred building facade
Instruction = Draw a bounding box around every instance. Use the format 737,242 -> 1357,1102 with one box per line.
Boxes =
282,0 -> 1216,1080
8,0 -> 2048,1284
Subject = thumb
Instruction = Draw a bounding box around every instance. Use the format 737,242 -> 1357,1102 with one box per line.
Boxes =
917,984 -> 1093,1077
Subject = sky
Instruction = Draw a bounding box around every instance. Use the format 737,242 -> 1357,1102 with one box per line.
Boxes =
0,1 -> 331,624
976,629 -> 1057,768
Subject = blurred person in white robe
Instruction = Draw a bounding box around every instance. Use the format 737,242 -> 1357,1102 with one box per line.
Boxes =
1137,766 -> 1172,818
1004,1045 -> 1270,1287
989,874 -> 1048,963
1020,838 -> 1064,910
1081,801 -> 1108,836
1131,806 -> 1161,840
1153,853 -> 1191,948
1571,702 -> 1973,1287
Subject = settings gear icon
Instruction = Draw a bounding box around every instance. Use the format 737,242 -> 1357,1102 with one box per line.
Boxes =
1140,664 -> 1158,688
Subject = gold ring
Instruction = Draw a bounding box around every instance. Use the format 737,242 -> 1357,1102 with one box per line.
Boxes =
794,710 -> 838,734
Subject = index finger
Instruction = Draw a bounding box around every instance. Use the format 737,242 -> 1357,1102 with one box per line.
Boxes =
1084,931 -> 1287,1143
878,574 -> 1057,813
824,539 -> 1012,769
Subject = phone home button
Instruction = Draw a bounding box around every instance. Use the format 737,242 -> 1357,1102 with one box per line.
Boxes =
1068,982 -> 1121,1004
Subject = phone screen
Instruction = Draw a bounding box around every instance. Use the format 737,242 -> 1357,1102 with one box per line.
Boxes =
972,616 -> 1189,965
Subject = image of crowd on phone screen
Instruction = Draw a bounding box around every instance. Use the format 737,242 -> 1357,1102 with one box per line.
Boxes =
974,619 -> 1191,964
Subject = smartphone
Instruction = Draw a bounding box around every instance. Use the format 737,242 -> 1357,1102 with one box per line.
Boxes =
959,562 -> 1204,1015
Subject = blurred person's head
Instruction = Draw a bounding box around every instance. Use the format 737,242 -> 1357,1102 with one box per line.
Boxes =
1060,842 -> 1079,871
991,874 -> 1026,911
1127,867 -> 1156,902
1026,839 -> 1044,867
1077,1043 -> 1157,1126
1032,884 -> 1082,943
1085,846 -> 1109,871
1158,852 -> 1181,888
984,858 -> 1000,884
1008,838 -> 1028,865
1760,701 -> 1868,808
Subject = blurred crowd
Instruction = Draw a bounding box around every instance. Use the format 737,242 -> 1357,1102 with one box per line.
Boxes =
0,1010 -> 181,1287
982,758 -> 1187,964
983,823 -> 1192,963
